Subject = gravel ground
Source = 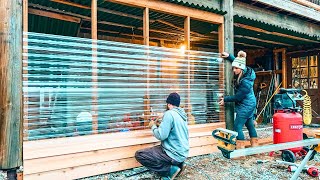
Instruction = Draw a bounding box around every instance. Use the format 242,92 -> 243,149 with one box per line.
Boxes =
0,171 -> 6,180
86,153 -> 320,180
81,126 -> 320,180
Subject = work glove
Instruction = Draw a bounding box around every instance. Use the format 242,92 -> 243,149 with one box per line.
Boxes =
218,96 -> 224,106
149,120 -> 156,128
221,52 -> 229,58
254,120 -> 258,127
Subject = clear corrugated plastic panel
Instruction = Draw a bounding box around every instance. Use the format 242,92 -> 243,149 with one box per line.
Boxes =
23,32 -> 224,140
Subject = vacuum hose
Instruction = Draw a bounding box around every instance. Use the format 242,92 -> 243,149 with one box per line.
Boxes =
302,90 -> 312,125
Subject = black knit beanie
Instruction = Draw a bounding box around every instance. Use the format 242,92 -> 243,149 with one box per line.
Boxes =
166,92 -> 180,107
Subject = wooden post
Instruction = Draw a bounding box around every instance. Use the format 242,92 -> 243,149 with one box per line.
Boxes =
143,7 -> 149,46
0,0 -> 23,170
273,48 -> 287,88
91,0 -> 97,40
23,0 -> 28,140
282,49 -> 287,88
91,0 -> 98,133
185,16 -> 194,124
221,0 -> 234,130
143,7 -> 150,126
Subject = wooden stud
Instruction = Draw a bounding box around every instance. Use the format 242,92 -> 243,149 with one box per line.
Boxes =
184,17 -> 191,50
0,0 -> 23,169
23,0 -> 29,140
282,49 -> 287,88
143,7 -> 150,126
91,0 -> 98,133
184,16 -> 194,124
143,8 -> 149,46
91,0 -> 98,40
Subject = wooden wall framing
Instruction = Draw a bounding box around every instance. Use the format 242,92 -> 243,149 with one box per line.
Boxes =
21,0 -> 226,179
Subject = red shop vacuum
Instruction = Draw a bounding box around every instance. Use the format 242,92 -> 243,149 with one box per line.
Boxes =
272,88 -> 309,162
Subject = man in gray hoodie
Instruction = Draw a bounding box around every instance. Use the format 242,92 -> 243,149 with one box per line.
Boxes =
135,92 -> 189,180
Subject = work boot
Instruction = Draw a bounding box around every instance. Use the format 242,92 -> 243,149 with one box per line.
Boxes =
162,165 -> 181,180
233,140 -> 246,160
176,162 -> 186,177
250,138 -> 259,147
250,138 -> 260,157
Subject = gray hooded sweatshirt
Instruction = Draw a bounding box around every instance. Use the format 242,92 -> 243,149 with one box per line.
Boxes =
151,107 -> 189,162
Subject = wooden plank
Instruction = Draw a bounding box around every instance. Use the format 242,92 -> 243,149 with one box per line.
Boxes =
234,1 -> 320,38
292,0 -> 320,11
184,17 -> 190,50
107,0 -> 224,24
24,136 -> 216,175
252,0 -> 320,21
234,23 -> 320,43
143,7 -> 150,126
51,0 -> 91,9
91,0 -> 98,40
184,16 -> 193,124
143,7 -> 149,46
28,8 -> 80,23
0,0 -> 23,169
24,144 -> 219,180
23,0 -> 29,140
91,0 -> 98,134
23,123 -> 225,160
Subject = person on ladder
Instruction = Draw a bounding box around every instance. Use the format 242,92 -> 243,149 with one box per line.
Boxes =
219,51 -> 259,155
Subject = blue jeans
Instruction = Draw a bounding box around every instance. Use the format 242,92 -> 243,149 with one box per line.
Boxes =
234,115 -> 257,140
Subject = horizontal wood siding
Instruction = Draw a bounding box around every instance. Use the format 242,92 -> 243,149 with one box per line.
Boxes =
24,123 -> 224,179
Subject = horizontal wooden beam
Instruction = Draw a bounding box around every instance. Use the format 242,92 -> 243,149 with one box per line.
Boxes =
234,1 -> 320,38
234,23 -> 320,43
51,0 -> 91,9
49,0 -> 218,38
234,42 -> 265,49
291,0 -> 320,11
235,35 -> 291,46
28,8 -> 81,23
107,0 -> 224,24
252,0 -> 320,21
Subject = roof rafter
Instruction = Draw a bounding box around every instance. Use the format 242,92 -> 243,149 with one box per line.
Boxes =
234,23 -> 319,43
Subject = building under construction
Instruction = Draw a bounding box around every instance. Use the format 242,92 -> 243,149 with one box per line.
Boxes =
0,0 -> 320,179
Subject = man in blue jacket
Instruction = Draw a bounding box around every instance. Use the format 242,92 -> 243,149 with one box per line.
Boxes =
135,92 -> 189,180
